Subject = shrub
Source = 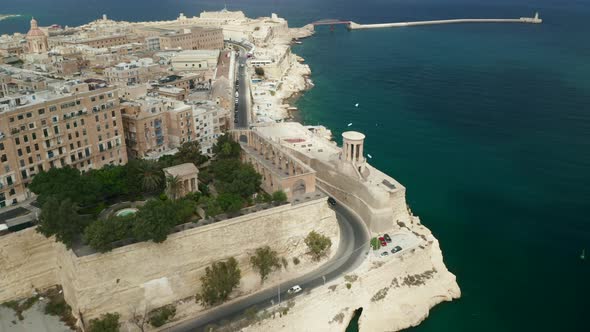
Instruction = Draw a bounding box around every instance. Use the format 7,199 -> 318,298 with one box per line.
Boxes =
304,231 -> 332,261
148,305 -> 176,328
292,257 -> 300,265
255,67 -> 265,76
345,283 -> 352,290
281,257 -> 289,269
88,312 -> 120,332
370,237 -> 380,250
250,246 -> 281,282
197,258 -> 241,306
271,190 -> 287,204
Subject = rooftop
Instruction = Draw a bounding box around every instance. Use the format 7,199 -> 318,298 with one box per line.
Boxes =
163,163 -> 199,177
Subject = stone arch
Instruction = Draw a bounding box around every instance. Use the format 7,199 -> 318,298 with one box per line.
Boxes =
239,134 -> 248,143
292,179 -> 306,196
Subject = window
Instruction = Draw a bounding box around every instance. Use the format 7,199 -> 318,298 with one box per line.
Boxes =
0,143 -> 3,150
38,108 -> 45,115
49,106 -> 57,112
17,149 -> 23,156
32,133 -> 36,140
17,114 -> 24,120
29,123 -> 35,129
1,155 -> 7,162
26,112 -> 32,118
9,117 -> 14,123
15,137 -> 20,145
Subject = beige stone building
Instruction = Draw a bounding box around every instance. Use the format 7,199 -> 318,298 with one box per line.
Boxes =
26,18 -> 48,54
0,82 -> 127,208
121,97 -> 194,159
231,129 -> 317,200
103,59 -> 161,85
163,163 -> 199,198
171,50 -> 220,72
158,27 -> 223,51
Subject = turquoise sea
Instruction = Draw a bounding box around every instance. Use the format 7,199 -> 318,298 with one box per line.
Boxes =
1,1 -> 588,331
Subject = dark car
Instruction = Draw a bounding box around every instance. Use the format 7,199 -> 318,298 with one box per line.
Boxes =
391,246 -> 402,254
327,197 -> 336,206
383,233 -> 392,243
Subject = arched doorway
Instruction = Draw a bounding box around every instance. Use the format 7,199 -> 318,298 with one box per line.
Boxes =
292,179 -> 306,196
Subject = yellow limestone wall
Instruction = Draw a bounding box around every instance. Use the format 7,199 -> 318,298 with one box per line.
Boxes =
0,197 -> 339,322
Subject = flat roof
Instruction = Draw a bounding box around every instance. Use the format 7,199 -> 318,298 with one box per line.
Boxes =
342,131 -> 365,141
163,163 -> 198,177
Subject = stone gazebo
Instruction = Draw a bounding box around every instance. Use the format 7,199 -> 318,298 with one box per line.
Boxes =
163,163 -> 199,198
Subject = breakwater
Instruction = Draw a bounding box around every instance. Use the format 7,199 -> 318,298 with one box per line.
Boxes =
348,13 -> 542,30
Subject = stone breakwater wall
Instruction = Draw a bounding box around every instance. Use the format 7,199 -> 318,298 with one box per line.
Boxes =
0,198 -> 339,323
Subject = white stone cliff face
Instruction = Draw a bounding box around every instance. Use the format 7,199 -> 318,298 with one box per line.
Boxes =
246,218 -> 460,332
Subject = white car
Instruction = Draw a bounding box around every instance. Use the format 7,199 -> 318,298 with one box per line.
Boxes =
287,285 -> 302,294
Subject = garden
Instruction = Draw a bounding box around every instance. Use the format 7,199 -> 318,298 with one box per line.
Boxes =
30,134 -> 288,253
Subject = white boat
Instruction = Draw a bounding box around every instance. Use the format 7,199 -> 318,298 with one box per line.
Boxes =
347,123 -> 353,127
367,154 -> 372,159
355,103 -> 359,107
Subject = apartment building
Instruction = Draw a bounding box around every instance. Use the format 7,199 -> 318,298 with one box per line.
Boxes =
158,27 -> 223,51
0,81 -> 127,208
192,101 -> 229,155
103,59 -> 161,85
121,97 -> 193,159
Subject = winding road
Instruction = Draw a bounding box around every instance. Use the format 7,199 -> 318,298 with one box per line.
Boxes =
166,199 -> 370,331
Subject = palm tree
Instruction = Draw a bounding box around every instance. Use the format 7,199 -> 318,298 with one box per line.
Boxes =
139,160 -> 163,193
166,175 -> 183,200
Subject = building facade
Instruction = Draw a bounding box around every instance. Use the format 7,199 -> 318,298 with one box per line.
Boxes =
0,83 -> 127,208
159,27 -> 224,51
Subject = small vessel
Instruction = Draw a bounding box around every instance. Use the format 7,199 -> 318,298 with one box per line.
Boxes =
367,154 -> 372,159
581,249 -> 586,260
347,123 -> 353,127
355,103 -> 359,107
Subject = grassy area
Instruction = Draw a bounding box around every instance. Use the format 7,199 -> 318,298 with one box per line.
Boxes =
370,237 -> 381,250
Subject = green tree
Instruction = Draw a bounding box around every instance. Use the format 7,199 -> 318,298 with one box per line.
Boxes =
197,258 -> 241,306
211,159 -> 261,199
212,134 -> 241,159
133,200 -> 178,243
84,216 -> 135,252
37,197 -> 83,249
304,231 -> 332,261
29,167 -> 99,206
255,67 -> 265,76
165,175 -> 183,201
249,246 -> 281,282
148,305 -> 176,328
88,312 -> 120,332
176,141 -> 209,165
216,193 -> 244,213
87,165 -> 129,200
174,198 -> 196,223
136,160 -> 164,193
271,190 -> 287,203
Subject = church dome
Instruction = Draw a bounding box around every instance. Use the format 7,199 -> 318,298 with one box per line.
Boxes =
27,17 -> 46,38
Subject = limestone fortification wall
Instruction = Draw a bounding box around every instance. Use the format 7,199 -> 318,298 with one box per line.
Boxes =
0,229 -> 59,302
0,198 -> 339,323
288,150 -> 411,233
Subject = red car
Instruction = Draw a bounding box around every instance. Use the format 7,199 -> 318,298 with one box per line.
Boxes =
379,236 -> 387,247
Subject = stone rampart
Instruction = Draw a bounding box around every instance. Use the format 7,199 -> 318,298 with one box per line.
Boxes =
0,197 -> 339,323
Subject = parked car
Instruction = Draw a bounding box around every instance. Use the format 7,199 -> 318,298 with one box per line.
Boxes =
383,233 -> 392,243
379,237 -> 387,247
287,285 -> 302,294
380,251 -> 389,257
327,197 -> 336,206
391,246 -> 402,254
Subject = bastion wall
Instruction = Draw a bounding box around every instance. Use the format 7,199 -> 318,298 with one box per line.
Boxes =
0,197 -> 339,323
288,150 -> 411,234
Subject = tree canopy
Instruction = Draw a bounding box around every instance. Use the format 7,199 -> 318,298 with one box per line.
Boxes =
212,134 -> 241,159
249,246 -> 281,282
37,197 -> 84,249
197,257 -> 241,306
132,199 -> 195,243
304,231 -> 332,261
210,159 -> 261,199
84,216 -> 135,253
